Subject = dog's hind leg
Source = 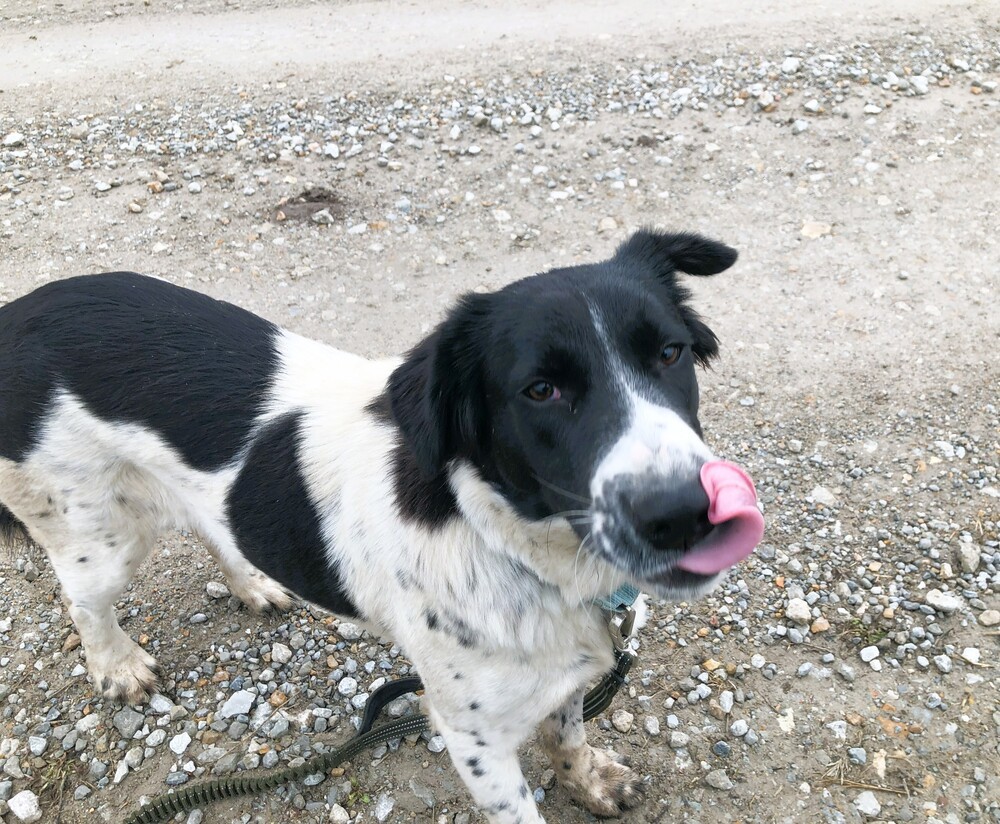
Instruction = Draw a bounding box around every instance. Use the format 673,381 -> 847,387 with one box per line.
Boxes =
47,535 -> 159,703
0,458 -> 159,703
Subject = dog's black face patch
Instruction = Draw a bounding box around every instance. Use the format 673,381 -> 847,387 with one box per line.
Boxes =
387,230 -> 739,596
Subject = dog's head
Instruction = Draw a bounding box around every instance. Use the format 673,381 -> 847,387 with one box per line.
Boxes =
388,229 -> 762,600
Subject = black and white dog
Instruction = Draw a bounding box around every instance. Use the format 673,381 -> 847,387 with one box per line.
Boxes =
0,230 -> 762,822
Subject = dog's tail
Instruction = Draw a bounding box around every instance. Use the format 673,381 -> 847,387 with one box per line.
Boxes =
0,503 -> 29,550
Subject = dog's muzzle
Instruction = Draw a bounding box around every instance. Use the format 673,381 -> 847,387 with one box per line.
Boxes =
592,460 -> 764,588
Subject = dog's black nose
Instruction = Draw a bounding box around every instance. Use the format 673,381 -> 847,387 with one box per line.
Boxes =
628,478 -> 712,552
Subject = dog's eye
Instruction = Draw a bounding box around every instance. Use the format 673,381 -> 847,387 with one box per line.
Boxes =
660,344 -> 683,367
524,381 -> 560,402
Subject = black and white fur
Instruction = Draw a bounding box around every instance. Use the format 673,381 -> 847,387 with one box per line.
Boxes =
0,230 -> 737,822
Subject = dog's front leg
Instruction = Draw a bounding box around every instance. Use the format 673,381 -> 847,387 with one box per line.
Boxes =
427,708 -> 545,824
539,688 -> 644,816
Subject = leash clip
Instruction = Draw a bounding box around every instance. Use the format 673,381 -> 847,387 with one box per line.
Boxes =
608,606 -> 637,652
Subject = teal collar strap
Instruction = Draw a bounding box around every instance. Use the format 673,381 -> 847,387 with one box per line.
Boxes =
594,582 -> 640,613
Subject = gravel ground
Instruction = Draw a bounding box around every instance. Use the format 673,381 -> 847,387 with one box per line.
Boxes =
1,1 -> 999,822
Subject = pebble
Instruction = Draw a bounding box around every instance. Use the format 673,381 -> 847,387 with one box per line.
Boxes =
712,740 -> 732,757
337,622 -> 363,641
427,736 -> 446,753
925,589 -> 963,614
205,581 -> 230,599
219,690 -> 256,718
329,805 -> 350,824
669,731 -> 690,749
933,655 -> 953,674
979,610 -> 1000,627
847,747 -> 867,765
113,707 -> 145,739
643,716 -> 660,736
785,598 -> 811,624
611,709 -> 634,732
961,647 -> 981,665
169,732 -> 192,755
704,769 -> 734,790
855,790 -> 881,818
270,642 -> 292,664
719,690 -> 734,714
730,719 -> 749,737
860,646 -> 880,663
373,793 -> 395,821
7,790 -> 42,822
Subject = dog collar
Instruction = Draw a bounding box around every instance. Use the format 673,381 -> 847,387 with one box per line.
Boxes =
594,582 -> 641,652
593,582 -> 640,613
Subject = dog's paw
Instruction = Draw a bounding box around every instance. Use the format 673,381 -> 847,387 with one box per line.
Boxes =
560,747 -> 644,817
231,571 -> 293,613
90,643 -> 160,704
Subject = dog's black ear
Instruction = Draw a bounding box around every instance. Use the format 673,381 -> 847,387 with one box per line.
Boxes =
614,229 -> 732,367
614,229 -> 738,278
387,294 -> 491,479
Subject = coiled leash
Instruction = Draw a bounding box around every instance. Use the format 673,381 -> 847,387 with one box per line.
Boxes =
126,589 -> 639,824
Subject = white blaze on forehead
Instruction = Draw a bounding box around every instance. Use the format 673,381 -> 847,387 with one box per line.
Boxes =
586,304 -> 712,500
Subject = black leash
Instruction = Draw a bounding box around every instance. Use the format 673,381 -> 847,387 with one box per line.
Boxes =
125,649 -> 634,824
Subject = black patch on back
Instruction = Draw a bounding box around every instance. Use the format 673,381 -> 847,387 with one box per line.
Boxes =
365,392 -> 459,528
227,411 -> 358,617
0,272 -> 278,469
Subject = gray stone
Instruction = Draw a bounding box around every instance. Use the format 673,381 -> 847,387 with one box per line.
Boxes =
113,707 -> 145,739
704,769 -> 734,790
855,790 -> 881,817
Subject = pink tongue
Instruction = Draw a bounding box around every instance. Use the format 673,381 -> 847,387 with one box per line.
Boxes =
675,461 -> 764,575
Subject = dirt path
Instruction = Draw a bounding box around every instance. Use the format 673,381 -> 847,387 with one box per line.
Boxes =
0,1 -> 998,823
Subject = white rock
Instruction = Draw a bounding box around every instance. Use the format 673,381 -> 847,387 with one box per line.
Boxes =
956,543 -> 980,573
8,790 -> 42,822
911,76 -> 930,94
337,677 -> 358,698
337,622 -> 363,641
373,793 -> 395,822
961,647 -> 981,665
205,581 -> 230,599
781,57 -> 802,74
730,719 -> 749,737
925,589 -> 963,614
643,716 -> 660,736
169,732 -> 192,755
329,804 -> 350,824
611,709 -> 633,733
719,690 -> 734,714
3,132 -> 26,148
860,646 -> 880,662
219,690 -> 256,718
785,598 -> 811,624
979,610 -> 1000,627
270,643 -> 292,665
855,790 -> 881,818
810,486 -> 837,506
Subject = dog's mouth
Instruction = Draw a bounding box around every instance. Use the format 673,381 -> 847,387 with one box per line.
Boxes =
589,461 -> 764,596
